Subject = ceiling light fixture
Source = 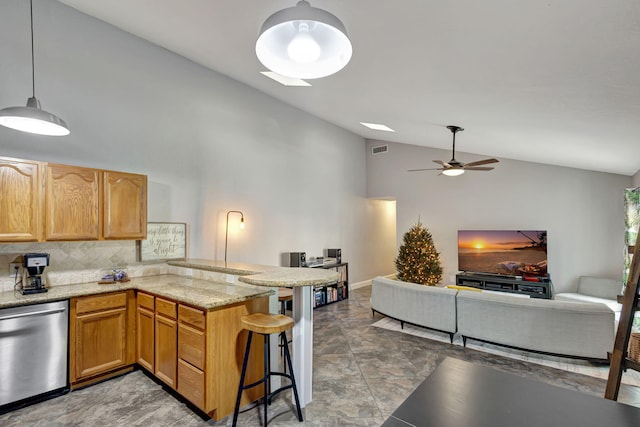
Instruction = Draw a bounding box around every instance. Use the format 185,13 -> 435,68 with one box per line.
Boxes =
256,0 -> 352,79
442,168 -> 465,177
0,0 -> 69,136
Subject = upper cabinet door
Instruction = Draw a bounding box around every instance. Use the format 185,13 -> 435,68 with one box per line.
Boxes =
45,164 -> 101,241
103,171 -> 147,240
0,157 -> 43,242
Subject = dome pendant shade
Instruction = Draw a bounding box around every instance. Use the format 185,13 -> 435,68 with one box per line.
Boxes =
256,1 -> 352,79
0,0 -> 69,137
0,97 -> 70,136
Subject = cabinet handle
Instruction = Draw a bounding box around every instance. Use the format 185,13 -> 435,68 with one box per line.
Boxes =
0,307 -> 66,321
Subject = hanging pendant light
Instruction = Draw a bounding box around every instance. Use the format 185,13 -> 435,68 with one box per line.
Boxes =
256,0 -> 352,79
0,0 -> 69,136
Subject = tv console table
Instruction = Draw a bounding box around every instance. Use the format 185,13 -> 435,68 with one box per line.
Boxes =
456,273 -> 552,299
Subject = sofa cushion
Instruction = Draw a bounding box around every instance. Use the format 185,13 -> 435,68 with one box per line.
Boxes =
456,290 -> 616,359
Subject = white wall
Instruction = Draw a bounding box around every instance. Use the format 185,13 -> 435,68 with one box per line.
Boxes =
633,170 -> 640,188
366,139 -> 632,292
0,1 -> 378,283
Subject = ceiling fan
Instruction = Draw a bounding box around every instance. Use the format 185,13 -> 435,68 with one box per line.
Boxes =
408,125 -> 499,176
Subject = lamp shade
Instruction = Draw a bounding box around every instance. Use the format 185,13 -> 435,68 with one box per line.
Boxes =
0,97 -> 69,136
256,1 -> 352,79
0,0 -> 69,137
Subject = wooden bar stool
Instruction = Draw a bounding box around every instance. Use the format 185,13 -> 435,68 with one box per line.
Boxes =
278,288 -> 293,315
277,288 -> 294,370
232,312 -> 303,426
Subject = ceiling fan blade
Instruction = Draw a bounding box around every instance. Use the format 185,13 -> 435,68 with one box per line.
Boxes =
432,160 -> 451,168
408,167 -> 444,172
464,166 -> 495,171
463,158 -> 499,167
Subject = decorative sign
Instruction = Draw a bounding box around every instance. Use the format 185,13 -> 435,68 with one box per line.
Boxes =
139,222 -> 187,261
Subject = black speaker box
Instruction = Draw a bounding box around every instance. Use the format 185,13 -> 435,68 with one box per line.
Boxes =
326,248 -> 341,262
289,252 -> 306,267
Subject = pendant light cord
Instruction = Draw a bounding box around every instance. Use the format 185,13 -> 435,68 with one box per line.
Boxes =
29,0 -> 36,98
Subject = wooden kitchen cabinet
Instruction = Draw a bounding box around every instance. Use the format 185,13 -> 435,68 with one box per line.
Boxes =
69,291 -> 135,388
0,157 -> 43,242
103,171 -> 147,240
132,290 -> 267,420
0,156 -> 147,243
177,304 -> 206,408
136,292 -> 155,372
155,298 -> 177,388
45,163 -> 100,241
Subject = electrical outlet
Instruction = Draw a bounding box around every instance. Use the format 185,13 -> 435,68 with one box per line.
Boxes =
9,262 -> 21,278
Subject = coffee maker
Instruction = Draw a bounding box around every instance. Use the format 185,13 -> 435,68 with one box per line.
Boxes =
21,253 -> 49,295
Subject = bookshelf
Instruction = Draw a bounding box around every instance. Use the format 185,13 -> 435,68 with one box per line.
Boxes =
309,262 -> 349,308
605,242 -> 640,400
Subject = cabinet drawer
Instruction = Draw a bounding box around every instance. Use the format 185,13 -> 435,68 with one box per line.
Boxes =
178,323 -> 205,370
156,298 -> 176,319
178,304 -> 205,330
177,359 -> 205,410
137,292 -> 154,310
76,292 -> 127,314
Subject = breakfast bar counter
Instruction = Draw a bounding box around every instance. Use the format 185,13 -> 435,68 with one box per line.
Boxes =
238,267 -> 340,407
169,258 -> 340,407
0,274 -> 273,310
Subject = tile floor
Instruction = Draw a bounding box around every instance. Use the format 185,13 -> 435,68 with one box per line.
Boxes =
1,285 -> 639,426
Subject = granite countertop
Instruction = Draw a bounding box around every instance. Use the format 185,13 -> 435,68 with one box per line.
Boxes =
167,259 -> 280,276
238,267 -> 339,288
0,274 -> 273,310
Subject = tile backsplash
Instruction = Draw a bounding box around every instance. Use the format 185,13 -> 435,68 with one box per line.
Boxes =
0,240 -> 138,274
0,240 -> 165,292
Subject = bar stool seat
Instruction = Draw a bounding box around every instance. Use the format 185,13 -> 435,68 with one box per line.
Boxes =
242,312 -> 293,333
278,288 -> 293,315
232,312 -> 303,426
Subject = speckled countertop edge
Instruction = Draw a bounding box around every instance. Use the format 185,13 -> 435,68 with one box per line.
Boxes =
238,268 -> 339,288
0,274 -> 273,310
167,259 -> 281,276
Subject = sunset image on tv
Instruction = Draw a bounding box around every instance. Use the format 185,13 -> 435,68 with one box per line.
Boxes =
458,230 -> 547,277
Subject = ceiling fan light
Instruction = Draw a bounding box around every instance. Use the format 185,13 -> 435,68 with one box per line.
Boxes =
442,168 -> 465,177
256,0 -> 352,79
0,97 -> 69,136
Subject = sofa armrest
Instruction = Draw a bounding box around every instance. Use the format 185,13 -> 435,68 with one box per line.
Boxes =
577,276 -> 623,300
371,277 -> 457,333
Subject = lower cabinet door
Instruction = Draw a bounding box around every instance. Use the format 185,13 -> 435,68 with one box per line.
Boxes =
136,306 -> 155,372
75,307 -> 127,379
178,359 -> 205,409
155,314 -> 177,387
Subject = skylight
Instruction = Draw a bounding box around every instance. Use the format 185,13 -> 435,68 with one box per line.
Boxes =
260,71 -> 311,87
360,122 -> 394,132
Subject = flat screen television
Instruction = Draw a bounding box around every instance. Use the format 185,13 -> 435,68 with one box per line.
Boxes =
458,230 -> 548,278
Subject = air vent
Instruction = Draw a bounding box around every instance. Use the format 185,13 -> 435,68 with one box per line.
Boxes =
372,145 -> 388,155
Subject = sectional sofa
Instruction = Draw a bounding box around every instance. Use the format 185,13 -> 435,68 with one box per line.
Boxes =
371,276 -> 617,361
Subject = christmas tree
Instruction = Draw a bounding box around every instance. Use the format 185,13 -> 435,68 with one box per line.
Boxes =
395,220 -> 442,286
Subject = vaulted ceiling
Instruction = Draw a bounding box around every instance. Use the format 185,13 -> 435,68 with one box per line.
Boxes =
59,0 -> 640,175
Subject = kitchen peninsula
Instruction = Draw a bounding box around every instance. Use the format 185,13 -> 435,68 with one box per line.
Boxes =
169,258 -> 340,407
0,259 -> 338,420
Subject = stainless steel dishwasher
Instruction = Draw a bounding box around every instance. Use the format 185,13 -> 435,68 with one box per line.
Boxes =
0,300 -> 69,412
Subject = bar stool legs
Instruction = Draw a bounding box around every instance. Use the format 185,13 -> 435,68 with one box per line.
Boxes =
232,327 -> 302,426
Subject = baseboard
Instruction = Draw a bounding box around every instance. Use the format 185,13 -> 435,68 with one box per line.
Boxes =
350,273 -> 396,290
